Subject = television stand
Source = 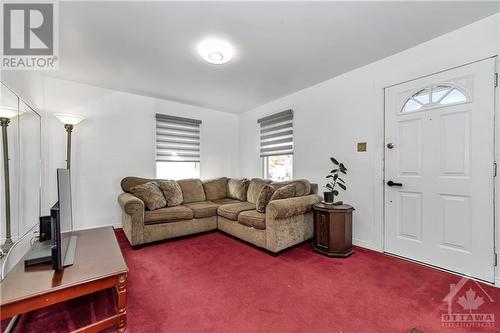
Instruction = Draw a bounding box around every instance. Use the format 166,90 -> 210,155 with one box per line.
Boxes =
1,226 -> 128,332
24,235 -> 78,268
24,240 -> 52,267
63,235 -> 78,267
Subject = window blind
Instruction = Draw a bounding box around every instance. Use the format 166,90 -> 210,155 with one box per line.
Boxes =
258,109 -> 293,157
156,114 -> 202,162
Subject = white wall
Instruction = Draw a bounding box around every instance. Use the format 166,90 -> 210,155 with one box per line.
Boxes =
0,71 -> 44,112
43,77 -> 239,230
238,14 -> 500,264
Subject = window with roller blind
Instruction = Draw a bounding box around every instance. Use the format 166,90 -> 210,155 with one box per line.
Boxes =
258,110 -> 294,181
155,114 -> 201,179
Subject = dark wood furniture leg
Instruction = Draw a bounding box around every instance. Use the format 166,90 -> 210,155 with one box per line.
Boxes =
117,274 -> 127,332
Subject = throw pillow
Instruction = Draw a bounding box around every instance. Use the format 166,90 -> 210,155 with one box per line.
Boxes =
158,180 -> 183,206
130,182 -> 166,210
202,177 -> 228,201
256,184 -> 275,213
270,183 -> 296,201
247,178 -> 272,204
227,178 -> 250,201
270,180 -> 311,197
177,178 -> 206,203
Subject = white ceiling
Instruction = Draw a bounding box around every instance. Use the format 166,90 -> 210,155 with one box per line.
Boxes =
50,1 -> 500,113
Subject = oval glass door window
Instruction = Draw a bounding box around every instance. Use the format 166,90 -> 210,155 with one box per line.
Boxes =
402,85 -> 468,113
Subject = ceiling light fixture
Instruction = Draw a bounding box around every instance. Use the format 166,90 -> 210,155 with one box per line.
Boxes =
198,39 -> 234,65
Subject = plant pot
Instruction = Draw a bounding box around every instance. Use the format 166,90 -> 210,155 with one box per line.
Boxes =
323,192 -> 334,203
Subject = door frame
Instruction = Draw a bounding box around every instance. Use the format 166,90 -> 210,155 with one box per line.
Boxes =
381,56 -> 498,283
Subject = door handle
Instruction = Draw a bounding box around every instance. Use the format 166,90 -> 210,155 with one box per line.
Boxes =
387,181 -> 403,187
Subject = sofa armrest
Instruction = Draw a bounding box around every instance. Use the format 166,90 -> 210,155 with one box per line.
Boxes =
118,193 -> 145,246
118,193 -> 145,215
265,194 -> 321,253
266,194 -> 321,220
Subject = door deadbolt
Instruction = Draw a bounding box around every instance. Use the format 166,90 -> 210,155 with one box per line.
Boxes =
386,143 -> 395,149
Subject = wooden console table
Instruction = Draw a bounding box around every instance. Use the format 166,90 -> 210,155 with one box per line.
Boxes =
0,226 -> 128,332
312,203 -> 354,257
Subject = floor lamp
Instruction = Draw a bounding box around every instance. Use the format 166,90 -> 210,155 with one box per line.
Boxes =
0,106 -> 20,254
54,114 -> 85,170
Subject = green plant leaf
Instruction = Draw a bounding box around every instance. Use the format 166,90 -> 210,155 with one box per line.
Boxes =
326,175 -> 334,178
333,190 -> 339,196
337,178 -> 345,183
330,157 -> 339,165
330,169 -> 338,173
326,183 -> 334,190
340,169 -> 347,174
338,183 -> 346,190
333,174 -> 338,180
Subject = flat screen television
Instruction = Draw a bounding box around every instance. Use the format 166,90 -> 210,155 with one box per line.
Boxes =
51,168 -> 77,270
24,169 -> 77,269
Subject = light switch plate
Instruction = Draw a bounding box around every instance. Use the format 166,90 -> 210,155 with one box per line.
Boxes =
357,142 -> 367,152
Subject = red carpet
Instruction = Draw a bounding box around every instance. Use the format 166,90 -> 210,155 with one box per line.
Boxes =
5,229 -> 500,332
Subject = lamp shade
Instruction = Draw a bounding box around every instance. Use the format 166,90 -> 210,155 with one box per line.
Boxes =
0,106 -> 19,119
54,113 -> 85,126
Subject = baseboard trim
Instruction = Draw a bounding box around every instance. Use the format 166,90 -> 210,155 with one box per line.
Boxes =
352,238 -> 382,252
73,223 -> 122,232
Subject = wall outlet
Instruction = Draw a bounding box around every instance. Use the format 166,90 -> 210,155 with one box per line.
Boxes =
357,142 -> 367,152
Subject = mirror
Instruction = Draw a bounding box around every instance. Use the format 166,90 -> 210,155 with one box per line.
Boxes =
19,100 -> 42,239
0,82 -> 42,273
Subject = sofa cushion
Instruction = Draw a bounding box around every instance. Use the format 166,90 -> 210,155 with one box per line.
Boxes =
177,178 -> 206,203
121,176 -> 158,193
183,201 -> 219,218
202,177 -> 228,201
158,180 -> 183,206
227,178 -> 250,201
212,198 -> 242,205
217,202 -> 256,221
270,183 -> 296,201
271,179 -> 311,197
238,210 -> 266,230
129,182 -> 166,211
246,178 -> 272,204
256,184 -> 275,213
144,205 -> 193,225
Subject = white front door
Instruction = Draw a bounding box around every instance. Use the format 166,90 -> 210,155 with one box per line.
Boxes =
384,58 -> 496,283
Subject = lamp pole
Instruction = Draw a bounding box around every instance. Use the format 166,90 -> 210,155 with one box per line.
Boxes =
64,124 -> 73,170
0,117 -> 13,253
55,113 -> 84,172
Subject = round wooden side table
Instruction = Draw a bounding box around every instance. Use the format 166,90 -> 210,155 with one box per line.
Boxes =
312,202 -> 354,257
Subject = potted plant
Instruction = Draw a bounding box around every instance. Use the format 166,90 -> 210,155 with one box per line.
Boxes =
324,157 -> 347,205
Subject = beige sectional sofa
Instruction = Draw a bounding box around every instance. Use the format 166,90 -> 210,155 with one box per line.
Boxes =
118,177 -> 320,254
